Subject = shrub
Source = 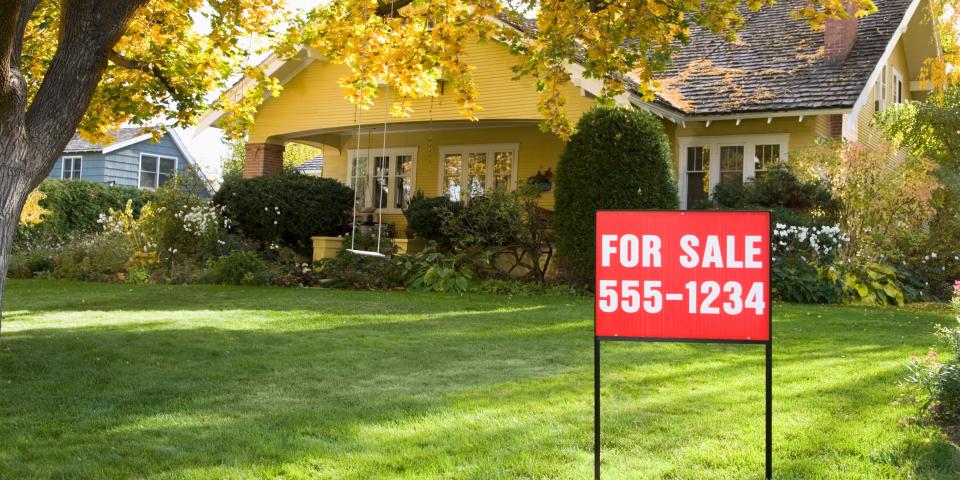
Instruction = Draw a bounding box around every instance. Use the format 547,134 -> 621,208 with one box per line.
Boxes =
712,166 -> 840,226
903,286 -> 960,422
555,106 -> 677,285
209,251 -> 267,285
439,184 -> 555,283
404,194 -> 461,244
399,245 -> 474,293
138,178 -> 228,263
24,179 -> 152,247
771,257 -> 841,304
50,233 -> 133,282
315,251 -> 405,290
214,172 -> 354,256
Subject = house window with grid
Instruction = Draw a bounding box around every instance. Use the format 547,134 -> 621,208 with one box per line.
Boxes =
348,147 -> 417,212
439,144 -> 517,202
754,144 -> 781,180
678,134 -> 789,209
139,154 -> 177,189
61,156 -> 82,180
892,68 -> 904,104
719,146 -> 745,186
685,146 -> 710,209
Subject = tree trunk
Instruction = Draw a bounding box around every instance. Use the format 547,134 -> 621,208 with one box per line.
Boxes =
0,140 -> 34,345
0,0 -> 150,343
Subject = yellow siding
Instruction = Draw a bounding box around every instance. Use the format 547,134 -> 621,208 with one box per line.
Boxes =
671,116 -> 825,165
857,38 -> 912,149
325,125 -> 567,236
249,38 -> 596,144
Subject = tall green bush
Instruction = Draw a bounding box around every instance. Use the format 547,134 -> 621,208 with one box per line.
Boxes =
21,180 -> 152,247
214,172 -> 354,256
554,106 -> 678,284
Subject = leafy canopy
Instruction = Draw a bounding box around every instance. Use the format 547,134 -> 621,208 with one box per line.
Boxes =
20,0 -> 290,143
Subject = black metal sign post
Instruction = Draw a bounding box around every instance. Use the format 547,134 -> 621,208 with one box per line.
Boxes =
592,315 -> 773,479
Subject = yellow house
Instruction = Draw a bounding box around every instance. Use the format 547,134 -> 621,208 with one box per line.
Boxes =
199,0 -> 939,257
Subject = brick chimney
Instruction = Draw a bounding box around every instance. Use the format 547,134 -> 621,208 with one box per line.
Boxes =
824,2 -> 859,64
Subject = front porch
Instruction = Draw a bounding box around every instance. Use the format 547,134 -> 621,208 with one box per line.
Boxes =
246,120 -> 568,240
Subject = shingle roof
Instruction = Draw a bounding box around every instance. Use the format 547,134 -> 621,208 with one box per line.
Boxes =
654,0 -> 911,114
63,128 -> 149,153
293,155 -> 324,173
499,0 -> 911,115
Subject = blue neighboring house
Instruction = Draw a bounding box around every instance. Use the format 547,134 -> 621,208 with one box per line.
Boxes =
47,128 -> 213,194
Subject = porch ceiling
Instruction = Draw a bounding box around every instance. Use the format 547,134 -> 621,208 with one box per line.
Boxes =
274,119 -> 543,146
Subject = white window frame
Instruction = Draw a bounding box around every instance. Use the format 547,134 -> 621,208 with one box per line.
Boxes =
138,152 -> 179,189
892,67 -> 904,104
437,143 -> 519,202
677,134 -> 789,209
61,156 -> 82,180
877,65 -> 889,112
347,146 -> 418,214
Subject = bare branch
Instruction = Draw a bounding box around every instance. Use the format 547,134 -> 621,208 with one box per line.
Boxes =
10,0 -> 41,69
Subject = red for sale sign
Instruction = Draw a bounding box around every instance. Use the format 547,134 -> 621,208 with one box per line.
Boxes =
595,211 -> 771,342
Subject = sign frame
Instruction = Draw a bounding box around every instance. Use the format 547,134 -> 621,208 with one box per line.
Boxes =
593,210 -> 772,480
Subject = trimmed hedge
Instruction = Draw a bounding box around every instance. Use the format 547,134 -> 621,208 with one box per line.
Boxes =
555,107 -> 678,285
31,180 -> 153,243
214,172 -> 354,256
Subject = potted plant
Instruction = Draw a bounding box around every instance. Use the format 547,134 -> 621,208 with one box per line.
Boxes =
528,168 -> 555,192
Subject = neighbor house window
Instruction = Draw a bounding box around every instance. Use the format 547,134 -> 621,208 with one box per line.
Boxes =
61,156 -> 82,180
348,147 -> 417,212
438,144 -> 517,202
139,154 -> 177,189
685,146 -> 710,209
678,134 -> 789,209
754,144 -> 781,179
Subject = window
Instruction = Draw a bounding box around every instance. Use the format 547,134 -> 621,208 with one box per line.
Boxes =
61,156 -> 82,180
754,144 -> 781,179
348,147 -> 417,212
892,68 -> 904,104
438,144 -> 517,201
875,65 -> 889,112
139,154 -> 177,189
678,134 -> 789,209
685,146 -> 710,209
719,146 -> 744,186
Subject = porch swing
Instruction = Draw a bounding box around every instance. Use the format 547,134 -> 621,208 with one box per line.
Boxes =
345,2 -> 395,258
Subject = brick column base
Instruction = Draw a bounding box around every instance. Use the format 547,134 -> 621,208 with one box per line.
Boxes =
244,143 -> 285,178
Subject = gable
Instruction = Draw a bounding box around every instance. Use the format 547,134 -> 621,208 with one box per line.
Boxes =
248,38 -> 599,143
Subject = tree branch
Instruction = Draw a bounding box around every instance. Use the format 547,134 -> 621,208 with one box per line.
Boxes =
375,0 -> 415,17
107,50 -> 183,102
24,0 -> 148,175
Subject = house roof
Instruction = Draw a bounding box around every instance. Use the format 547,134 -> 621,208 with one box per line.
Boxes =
64,128 -> 151,153
654,0 -> 914,115
293,155 -> 324,173
198,0 -> 928,131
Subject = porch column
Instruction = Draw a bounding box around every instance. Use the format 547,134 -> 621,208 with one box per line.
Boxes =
244,143 -> 285,178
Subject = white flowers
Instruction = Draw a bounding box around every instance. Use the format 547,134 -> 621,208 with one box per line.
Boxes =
772,223 -> 848,262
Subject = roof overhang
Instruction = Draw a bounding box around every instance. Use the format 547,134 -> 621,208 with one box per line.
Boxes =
196,47 -> 323,134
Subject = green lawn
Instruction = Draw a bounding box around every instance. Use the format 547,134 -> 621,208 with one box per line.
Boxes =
0,280 -> 957,479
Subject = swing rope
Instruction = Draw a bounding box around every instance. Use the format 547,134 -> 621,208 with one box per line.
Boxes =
347,3 -> 393,258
